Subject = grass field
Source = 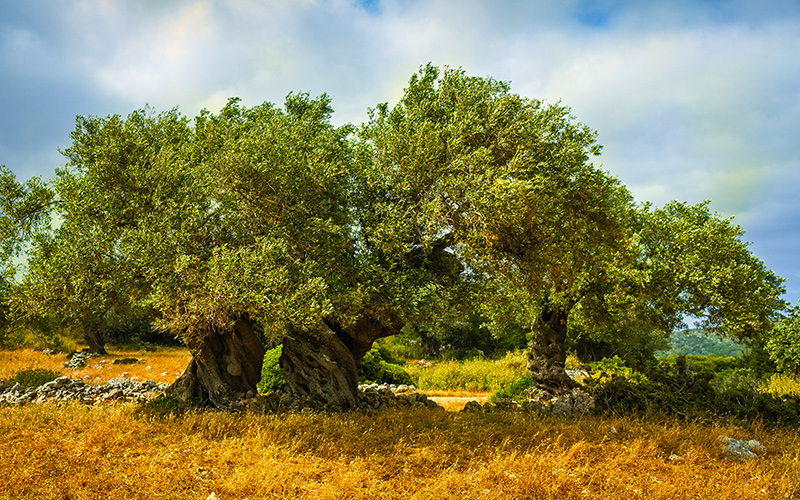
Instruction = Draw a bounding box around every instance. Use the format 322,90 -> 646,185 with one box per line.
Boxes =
2,402 -> 799,499
2,348 -> 800,499
406,351 -> 527,394
0,346 -> 192,386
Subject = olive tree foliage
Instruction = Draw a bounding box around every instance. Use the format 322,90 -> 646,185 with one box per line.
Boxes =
766,305 -> 800,375
566,200 -> 786,369
20,90 -> 464,407
18,109 -> 193,353
632,201 -> 786,343
0,166 -> 53,341
362,65 -> 785,393
17,64 -> 787,404
361,64 -> 643,391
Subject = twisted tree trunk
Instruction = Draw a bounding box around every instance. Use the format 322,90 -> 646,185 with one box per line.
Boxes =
167,317 -> 264,408
280,323 -> 360,411
82,321 -> 107,355
527,305 -> 574,394
279,315 -> 402,411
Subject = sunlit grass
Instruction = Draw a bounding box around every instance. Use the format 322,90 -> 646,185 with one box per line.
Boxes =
0,346 -> 191,385
1,403 -> 799,499
763,373 -> 800,398
406,350 -> 527,394
2,348 -> 800,498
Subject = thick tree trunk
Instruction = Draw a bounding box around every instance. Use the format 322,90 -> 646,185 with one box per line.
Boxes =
280,323 -> 360,411
279,315 -> 402,411
83,323 -> 107,355
167,317 -> 264,408
527,306 -> 574,394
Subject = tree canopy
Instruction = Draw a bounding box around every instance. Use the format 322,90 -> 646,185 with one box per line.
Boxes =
11,64 -> 787,407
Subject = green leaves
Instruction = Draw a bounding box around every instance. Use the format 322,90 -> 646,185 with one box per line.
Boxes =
0,165 -> 53,266
12,64 -> 786,358
766,306 -> 800,374
634,201 -> 786,341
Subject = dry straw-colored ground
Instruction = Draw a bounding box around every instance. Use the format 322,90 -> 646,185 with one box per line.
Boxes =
0,346 -> 192,385
1,348 -> 800,499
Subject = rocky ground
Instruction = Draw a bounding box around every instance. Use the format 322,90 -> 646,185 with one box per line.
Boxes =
0,376 -> 168,405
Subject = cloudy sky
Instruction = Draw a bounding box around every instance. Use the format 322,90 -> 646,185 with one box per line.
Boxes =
2,0 -> 799,304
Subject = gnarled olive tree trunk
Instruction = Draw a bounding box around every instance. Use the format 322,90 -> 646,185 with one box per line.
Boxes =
82,322 -> 107,355
527,306 -> 574,394
279,315 -> 401,412
167,317 -> 264,408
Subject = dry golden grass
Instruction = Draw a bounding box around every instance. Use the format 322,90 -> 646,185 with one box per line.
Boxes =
2,348 -> 800,499
427,395 -> 489,412
1,403 -> 799,499
0,346 -> 192,385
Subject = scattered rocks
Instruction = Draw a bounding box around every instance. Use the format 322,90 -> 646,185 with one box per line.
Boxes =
461,400 -> 484,412
459,399 -> 521,413
0,375 -> 168,406
243,383 -> 443,413
357,383 -> 441,412
718,436 -> 767,461
64,351 -> 99,370
520,388 -> 596,416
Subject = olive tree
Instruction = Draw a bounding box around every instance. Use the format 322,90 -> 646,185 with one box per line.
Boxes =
19,64 -> 787,406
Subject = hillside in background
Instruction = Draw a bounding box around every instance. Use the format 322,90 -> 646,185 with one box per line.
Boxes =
656,329 -> 745,358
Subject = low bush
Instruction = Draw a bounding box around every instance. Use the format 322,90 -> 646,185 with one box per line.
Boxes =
358,347 -> 414,385
490,373 -> 535,402
584,355 -> 649,385
585,358 -> 800,426
487,355 -> 800,426
112,358 -> 139,365
661,353 -> 741,373
9,367 -> 62,388
762,372 -> 800,398
257,346 -> 285,394
374,334 -> 426,361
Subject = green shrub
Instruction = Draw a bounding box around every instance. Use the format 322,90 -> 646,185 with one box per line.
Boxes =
662,353 -> 740,373
358,347 -> 414,385
763,373 -> 800,397
112,358 -> 139,365
490,373 -> 535,402
257,346 -> 285,394
583,358 -> 800,426
374,334 -> 426,361
584,356 -> 649,385
10,367 -> 62,388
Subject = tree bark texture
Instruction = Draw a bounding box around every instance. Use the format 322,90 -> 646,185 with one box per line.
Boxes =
279,315 -> 402,411
527,306 -> 575,394
167,317 -> 264,408
82,323 -> 107,355
280,323 -> 360,411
